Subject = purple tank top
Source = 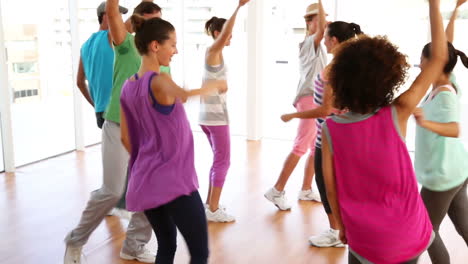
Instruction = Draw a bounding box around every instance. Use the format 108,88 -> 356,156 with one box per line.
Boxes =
120,71 -> 199,211
325,106 -> 432,263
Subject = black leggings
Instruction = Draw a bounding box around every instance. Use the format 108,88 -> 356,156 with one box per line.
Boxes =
144,191 -> 209,264
314,147 -> 332,214
421,178 -> 468,264
348,251 -> 419,264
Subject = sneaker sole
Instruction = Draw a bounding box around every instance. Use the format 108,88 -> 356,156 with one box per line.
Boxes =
207,219 -> 236,223
119,252 -> 154,263
264,194 -> 291,211
119,252 -> 137,261
309,241 -> 346,248
298,198 -> 322,202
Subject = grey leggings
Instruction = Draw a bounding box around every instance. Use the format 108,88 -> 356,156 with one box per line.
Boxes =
421,178 -> 468,264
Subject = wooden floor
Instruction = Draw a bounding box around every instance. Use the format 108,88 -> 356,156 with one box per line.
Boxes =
1,132 -> 467,264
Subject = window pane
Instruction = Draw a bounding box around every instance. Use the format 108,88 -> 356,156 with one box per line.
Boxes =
77,0 -> 106,145
2,0 -> 75,166
453,5 -> 468,148
0,114 -> 4,172
262,0 -> 336,140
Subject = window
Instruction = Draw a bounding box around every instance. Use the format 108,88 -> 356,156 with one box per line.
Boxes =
0,114 -> 4,172
262,0 -> 336,140
77,0 -> 106,145
2,0 -> 75,166
12,62 -> 37,74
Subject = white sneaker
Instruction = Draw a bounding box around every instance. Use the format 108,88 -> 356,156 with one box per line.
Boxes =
308,229 -> 346,248
64,245 -> 83,264
112,208 -> 133,220
264,187 -> 291,210
298,189 -> 322,202
204,203 -> 226,211
120,248 -> 155,263
206,208 -> 235,222
106,208 -> 116,216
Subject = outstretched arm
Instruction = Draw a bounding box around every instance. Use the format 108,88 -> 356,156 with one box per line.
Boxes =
152,73 -> 227,102
281,82 -> 333,122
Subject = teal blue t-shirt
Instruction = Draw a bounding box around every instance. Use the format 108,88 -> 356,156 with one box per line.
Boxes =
415,88 -> 468,191
81,30 -> 113,113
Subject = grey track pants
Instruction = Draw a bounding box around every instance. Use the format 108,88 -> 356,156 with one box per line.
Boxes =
64,120 -> 152,255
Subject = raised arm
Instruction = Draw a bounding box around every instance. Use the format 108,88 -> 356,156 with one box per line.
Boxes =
106,0 -> 128,45
394,0 -> 447,123
313,0 -> 327,49
76,57 -> 94,107
446,0 -> 466,43
208,0 -> 250,54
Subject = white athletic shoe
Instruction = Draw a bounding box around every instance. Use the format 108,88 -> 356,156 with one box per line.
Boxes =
120,248 -> 155,263
106,208 -> 132,220
206,208 -> 235,222
204,203 -> 226,211
264,187 -> 292,210
298,189 -> 322,202
308,229 -> 346,248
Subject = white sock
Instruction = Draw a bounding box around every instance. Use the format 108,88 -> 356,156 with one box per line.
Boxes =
273,187 -> 283,195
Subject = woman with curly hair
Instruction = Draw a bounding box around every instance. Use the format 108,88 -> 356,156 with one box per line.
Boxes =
320,0 -> 448,262
280,20 -> 363,247
414,0 -> 468,262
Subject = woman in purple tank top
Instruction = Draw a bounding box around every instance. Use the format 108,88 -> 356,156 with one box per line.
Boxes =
120,16 -> 225,264
320,0 -> 447,263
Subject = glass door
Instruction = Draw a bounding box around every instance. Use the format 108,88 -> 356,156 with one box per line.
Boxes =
1,0 -> 76,166
0,114 -> 4,172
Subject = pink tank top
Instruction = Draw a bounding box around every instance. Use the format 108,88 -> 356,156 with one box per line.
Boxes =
325,106 -> 432,263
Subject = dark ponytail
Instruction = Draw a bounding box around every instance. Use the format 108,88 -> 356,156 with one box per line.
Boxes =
205,16 -> 227,38
131,15 -> 175,55
131,14 -> 146,33
456,49 -> 468,69
349,23 -> 362,35
327,21 -> 363,43
422,42 -> 468,74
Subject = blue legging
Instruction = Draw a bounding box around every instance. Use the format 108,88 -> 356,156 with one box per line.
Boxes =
144,191 -> 209,264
